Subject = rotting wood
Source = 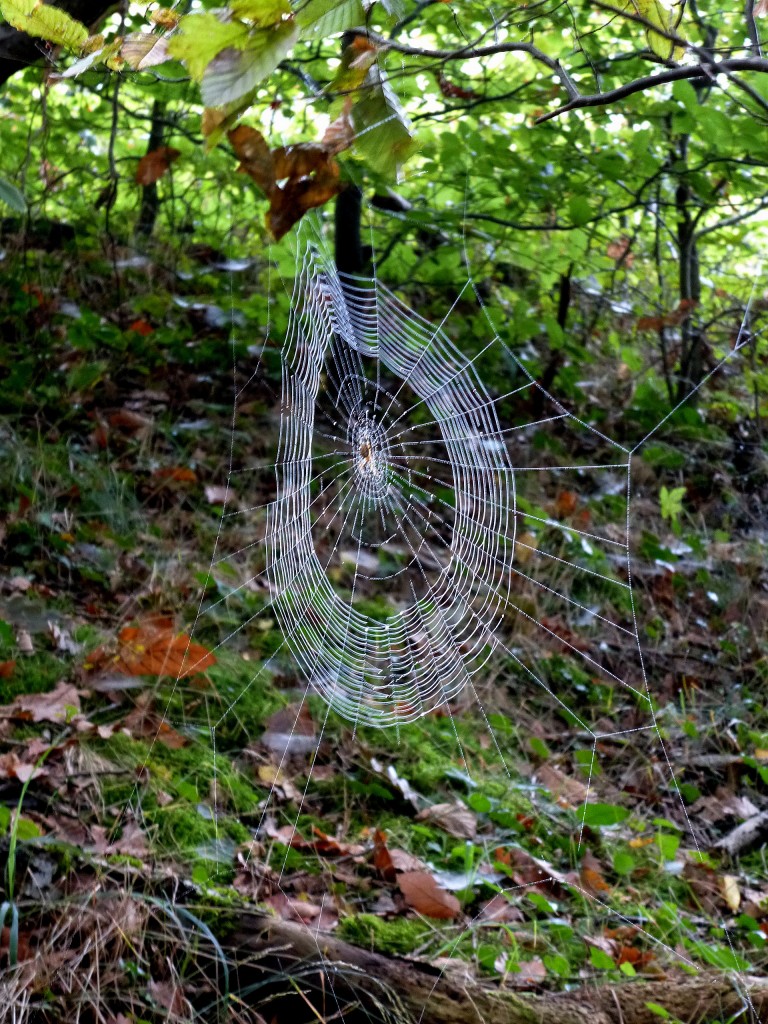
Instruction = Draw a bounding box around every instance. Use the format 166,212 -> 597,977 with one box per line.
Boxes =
233,913 -> 768,1024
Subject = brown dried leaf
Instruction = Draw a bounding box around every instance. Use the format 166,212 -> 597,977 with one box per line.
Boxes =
535,762 -> 589,807
373,828 -> 397,882
415,801 -> 477,839
229,125 -> 275,193
148,979 -> 189,1017
121,32 -> 170,70
322,100 -> 355,156
0,679 -> 81,723
398,871 -> 461,920
136,146 -> 180,186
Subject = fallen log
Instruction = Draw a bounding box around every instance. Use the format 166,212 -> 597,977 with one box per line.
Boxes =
233,913 -> 767,1024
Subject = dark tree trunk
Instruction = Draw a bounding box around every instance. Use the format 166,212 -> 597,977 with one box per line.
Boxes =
135,98 -> 166,238
335,184 -> 366,275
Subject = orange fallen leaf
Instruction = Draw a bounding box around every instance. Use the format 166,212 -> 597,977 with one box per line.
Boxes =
398,871 -> 461,920
152,466 -> 197,484
373,829 -> 396,882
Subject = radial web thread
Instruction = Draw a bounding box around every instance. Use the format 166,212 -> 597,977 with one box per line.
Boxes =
263,234 -> 643,733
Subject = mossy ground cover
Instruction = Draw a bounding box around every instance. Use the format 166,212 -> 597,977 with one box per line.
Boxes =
1,260 -> 768,1024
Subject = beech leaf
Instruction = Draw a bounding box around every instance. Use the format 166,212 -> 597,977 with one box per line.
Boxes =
398,871 -> 461,919
135,146 -> 181,186
200,22 -> 299,107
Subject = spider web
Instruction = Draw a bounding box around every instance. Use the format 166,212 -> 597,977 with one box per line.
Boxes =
137,208 -> 762,1019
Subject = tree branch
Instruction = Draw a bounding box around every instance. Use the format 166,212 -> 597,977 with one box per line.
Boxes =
364,30 -> 581,101
535,57 -> 768,122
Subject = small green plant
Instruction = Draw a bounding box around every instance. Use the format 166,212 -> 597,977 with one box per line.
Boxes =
659,485 -> 687,534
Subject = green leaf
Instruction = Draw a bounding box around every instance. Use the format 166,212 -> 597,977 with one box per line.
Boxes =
630,0 -> 685,60
0,178 -> 27,213
0,0 -> 88,50
659,485 -> 686,523
589,945 -> 615,970
200,21 -> 298,106
543,953 -> 571,977
168,13 -> 251,81
580,803 -> 630,827
644,1004 -> 671,1020
14,816 -> 42,841
612,851 -> 635,876
350,65 -> 416,177
231,0 -> 290,23
296,0 -> 365,37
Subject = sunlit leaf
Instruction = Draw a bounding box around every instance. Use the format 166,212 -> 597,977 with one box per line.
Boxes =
230,0 -> 291,24
168,13 -> 251,81
296,0 -> 365,37
0,0 -> 88,49
121,33 -> 171,71
200,22 -> 298,107
349,64 -> 416,177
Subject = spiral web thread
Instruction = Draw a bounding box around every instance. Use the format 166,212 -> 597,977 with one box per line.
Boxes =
260,233 -> 659,734
141,218 -> 763,1019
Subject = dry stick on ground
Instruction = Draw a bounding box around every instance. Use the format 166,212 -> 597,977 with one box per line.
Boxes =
235,913 -> 768,1024
715,809 -> 768,860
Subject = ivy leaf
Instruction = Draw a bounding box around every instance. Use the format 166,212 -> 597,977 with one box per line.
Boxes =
350,64 -> 416,177
0,0 -> 88,50
200,21 -> 298,107
167,13 -> 251,81
0,178 -> 26,213
296,0 -> 365,38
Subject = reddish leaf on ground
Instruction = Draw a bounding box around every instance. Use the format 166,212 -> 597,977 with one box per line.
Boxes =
147,979 -> 190,1017
127,318 -> 154,336
579,850 -> 611,893
265,892 -> 338,930
135,146 -> 181,186
152,466 -> 198,484
88,618 -> 216,680
373,829 -> 396,882
398,871 -> 461,920
0,660 -> 15,678
554,489 -> 578,518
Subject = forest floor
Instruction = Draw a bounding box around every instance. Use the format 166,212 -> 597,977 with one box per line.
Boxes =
2,238 -> 768,1024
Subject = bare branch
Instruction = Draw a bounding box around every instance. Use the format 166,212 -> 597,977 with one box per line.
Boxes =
364,30 -> 581,101
534,57 -> 768,122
